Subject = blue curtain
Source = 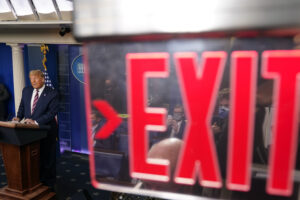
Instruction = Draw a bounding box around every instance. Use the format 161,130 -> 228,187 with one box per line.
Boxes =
0,43 -> 14,119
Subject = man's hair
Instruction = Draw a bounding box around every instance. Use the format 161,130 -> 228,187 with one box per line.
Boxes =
218,87 -> 230,100
174,104 -> 183,110
29,70 -> 45,78
91,107 -> 102,119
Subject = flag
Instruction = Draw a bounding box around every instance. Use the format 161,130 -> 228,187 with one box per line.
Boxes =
43,69 -> 54,89
40,44 -> 60,155
43,69 -> 57,123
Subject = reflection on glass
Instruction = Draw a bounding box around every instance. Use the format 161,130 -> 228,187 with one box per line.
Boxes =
87,37 -> 300,199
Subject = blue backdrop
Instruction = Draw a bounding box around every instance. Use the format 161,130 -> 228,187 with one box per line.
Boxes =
69,45 -> 88,153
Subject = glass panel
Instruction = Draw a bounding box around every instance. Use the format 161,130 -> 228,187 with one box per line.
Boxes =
0,0 -> 11,13
56,0 -> 73,11
32,0 -> 56,14
10,0 -> 33,16
84,36 -> 300,199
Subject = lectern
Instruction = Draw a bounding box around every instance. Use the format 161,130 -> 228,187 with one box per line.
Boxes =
0,121 -> 55,200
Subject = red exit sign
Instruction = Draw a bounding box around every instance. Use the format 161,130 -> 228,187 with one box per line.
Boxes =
92,50 -> 300,197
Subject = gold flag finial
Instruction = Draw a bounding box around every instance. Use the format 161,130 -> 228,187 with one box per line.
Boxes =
41,44 -> 49,71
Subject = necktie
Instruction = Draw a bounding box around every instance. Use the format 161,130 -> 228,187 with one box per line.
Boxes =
32,89 -> 39,114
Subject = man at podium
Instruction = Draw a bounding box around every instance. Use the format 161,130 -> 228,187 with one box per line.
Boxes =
12,69 -> 59,190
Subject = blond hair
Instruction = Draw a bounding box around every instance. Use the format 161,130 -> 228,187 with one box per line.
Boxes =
29,70 -> 45,78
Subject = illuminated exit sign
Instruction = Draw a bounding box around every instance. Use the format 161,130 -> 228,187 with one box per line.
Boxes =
85,47 -> 300,198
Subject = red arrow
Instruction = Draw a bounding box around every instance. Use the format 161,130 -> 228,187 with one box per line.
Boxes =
92,100 -> 122,139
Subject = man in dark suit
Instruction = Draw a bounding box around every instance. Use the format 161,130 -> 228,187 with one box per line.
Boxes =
165,104 -> 186,139
12,69 -> 59,189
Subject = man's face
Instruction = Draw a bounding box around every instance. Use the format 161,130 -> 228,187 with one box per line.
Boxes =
91,112 -> 101,125
218,98 -> 229,118
219,98 -> 229,108
30,74 -> 44,89
173,107 -> 184,121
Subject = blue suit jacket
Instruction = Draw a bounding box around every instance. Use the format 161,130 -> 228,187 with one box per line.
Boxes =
17,86 -> 59,134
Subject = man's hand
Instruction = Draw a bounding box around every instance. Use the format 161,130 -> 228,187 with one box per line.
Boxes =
24,119 -> 36,125
171,120 -> 179,133
167,117 -> 173,126
12,117 -> 20,122
212,122 -> 221,134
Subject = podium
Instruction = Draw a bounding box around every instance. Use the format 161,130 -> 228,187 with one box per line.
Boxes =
0,121 -> 56,200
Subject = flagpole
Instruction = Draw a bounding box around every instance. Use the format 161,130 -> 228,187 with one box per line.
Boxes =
40,44 -> 54,89
41,44 -> 49,71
